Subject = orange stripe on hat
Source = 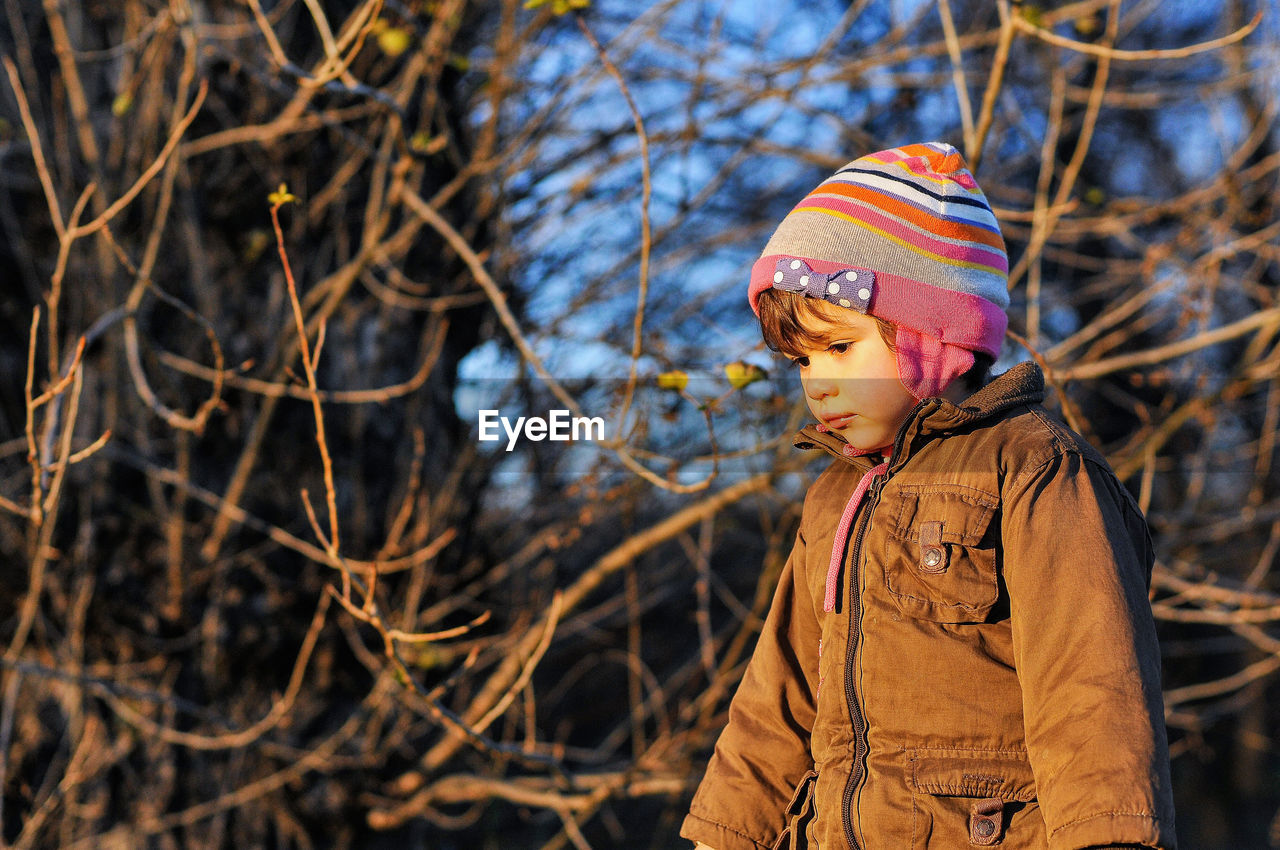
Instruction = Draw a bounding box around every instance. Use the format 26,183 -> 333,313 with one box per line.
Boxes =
807,183 -> 1006,252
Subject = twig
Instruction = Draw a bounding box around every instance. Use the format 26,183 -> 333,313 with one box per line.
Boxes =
1006,328 -> 1089,437
28,337 -> 86,409
0,669 -> 21,840
181,103 -> 381,158
937,0 -> 975,156
403,472 -> 772,784
694,515 -> 716,685
370,770 -> 685,830
398,187 -> 584,417
23,308 -> 44,525
473,591 -> 562,734
8,365 -> 85,666
41,0 -> 102,169
297,0 -> 346,82
271,191 -> 345,576
154,323 -> 441,402
2,56 -> 64,238
244,0 -> 292,69
575,15 -> 653,455
111,446 -> 457,575
1013,8 -> 1262,61
98,593 -> 332,750
122,277 -> 225,433
1163,652 -> 1280,706
1020,65 -> 1066,346
1055,307 -> 1280,381
108,682 -> 382,841
968,0 -> 1017,175
66,79 -> 208,240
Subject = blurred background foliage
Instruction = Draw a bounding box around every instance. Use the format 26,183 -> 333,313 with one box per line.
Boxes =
1,0 -> 1280,846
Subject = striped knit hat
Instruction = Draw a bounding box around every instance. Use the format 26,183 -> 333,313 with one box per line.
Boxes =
748,142 -> 1008,399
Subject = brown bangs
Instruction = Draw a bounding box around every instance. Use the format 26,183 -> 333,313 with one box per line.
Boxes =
756,289 -> 833,357
756,288 -> 896,357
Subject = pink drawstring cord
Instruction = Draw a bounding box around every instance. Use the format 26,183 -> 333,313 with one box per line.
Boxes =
824,461 -> 888,612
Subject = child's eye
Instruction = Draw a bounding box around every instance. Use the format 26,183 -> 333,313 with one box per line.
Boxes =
828,342 -> 851,355
789,356 -> 810,369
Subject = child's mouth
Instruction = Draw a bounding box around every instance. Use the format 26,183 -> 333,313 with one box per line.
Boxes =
822,412 -> 857,429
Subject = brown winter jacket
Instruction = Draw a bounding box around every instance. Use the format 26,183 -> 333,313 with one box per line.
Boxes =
681,362 -> 1176,850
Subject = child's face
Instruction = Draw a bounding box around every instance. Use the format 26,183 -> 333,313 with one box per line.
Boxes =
787,304 -> 918,453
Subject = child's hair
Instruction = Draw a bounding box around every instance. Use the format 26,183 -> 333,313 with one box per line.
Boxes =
757,287 -> 993,392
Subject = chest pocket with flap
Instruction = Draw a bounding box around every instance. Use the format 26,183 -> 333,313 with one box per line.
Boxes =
882,484 -> 1000,623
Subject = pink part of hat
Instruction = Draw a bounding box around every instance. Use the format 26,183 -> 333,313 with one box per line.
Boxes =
894,328 -> 976,400
749,255 -> 1006,358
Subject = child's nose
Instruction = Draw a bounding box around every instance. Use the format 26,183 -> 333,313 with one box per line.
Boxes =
805,373 -> 838,400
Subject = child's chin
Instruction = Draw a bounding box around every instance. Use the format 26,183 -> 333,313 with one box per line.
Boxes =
842,431 -> 891,453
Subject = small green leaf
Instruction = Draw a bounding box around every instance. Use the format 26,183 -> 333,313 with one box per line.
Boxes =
656,370 -> 689,392
410,131 -> 445,154
243,229 -> 272,262
524,0 -> 590,14
268,183 -> 297,206
725,361 -> 766,390
411,645 -> 444,670
377,25 -> 413,57
1073,15 -> 1100,36
111,93 -> 133,117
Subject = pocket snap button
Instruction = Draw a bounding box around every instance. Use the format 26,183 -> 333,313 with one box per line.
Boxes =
918,521 -> 947,573
968,797 -> 1004,846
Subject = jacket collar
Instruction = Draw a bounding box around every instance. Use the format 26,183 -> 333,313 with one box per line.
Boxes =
794,361 -> 1046,469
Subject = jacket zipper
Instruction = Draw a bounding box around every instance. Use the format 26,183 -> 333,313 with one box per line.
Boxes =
814,400 -> 929,849
841,476 -> 883,850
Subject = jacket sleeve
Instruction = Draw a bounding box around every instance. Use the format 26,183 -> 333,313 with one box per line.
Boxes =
680,528 -> 820,850
1001,449 -> 1177,850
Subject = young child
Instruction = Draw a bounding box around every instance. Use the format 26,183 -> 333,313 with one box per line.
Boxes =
681,143 -> 1176,850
